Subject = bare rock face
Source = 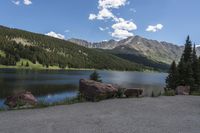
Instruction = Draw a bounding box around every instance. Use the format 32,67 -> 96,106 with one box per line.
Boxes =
176,86 -> 190,95
124,88 -> 143,98
79,79 -> 118,101
4,91 -> 37,109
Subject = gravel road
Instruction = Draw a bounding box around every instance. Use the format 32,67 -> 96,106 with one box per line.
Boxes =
0,96 -> 199,133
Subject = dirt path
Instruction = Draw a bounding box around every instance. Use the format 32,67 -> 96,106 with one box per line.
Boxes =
0,96 -> 199,133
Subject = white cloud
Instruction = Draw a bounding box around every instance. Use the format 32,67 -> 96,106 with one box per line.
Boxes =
24,0 -> 32,5
89,0 -> 127,21
112,18 -> 137,31
12,0 -> 20,5
97,8 -> 115,20
89,8 -> 115,20
111,29 -> 133,39
98,0 -> 127,9
99,27 -> 109,31
89,14 -> 97,20
45,31 -> 65,40
146,24 -> 163,32
111,18 -> 136,39
89,0 -> 137,40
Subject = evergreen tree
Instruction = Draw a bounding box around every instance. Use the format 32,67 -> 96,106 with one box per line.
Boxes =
184,62 -> 194,89
26,62 -> 29,67
177,57 -> 186,85
177,36 -> 194,86
182,36 -> 193,63
192,44 -> 200,87
90,70 -> 102,82
166,61 -> 179,90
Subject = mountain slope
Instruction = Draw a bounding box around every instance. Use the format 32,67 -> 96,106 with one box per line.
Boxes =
69,36 -> 200,66
0,25 -> 148,71
68,38 -> 119,49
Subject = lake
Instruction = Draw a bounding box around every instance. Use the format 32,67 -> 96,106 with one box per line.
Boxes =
0,69 -> 167,108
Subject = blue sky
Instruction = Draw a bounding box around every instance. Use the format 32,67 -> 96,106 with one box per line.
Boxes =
0,0 -> 199,45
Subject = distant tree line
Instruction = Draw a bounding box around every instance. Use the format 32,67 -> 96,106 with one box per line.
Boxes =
166,36 -> 200,93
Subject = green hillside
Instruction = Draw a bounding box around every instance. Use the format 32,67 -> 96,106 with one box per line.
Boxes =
0,25 -> 149,71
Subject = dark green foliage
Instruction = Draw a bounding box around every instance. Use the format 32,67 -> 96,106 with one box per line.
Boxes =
166,61 -> 179,90
166,36 -> 200,94
21,62 -> 23,66
26,62 -> 29,67
109,53 -> 170,71
163,88 -> 175,96
192,45 -> 200,90
151,91 -> 155,97
0,25 -> 147,71
177,36 -> 194,90
116,88 -> 125,98
182,36 -> 193,63
90,71 -> 102,82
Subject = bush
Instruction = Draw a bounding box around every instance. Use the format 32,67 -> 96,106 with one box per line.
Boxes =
151,91 -> 155,97
163,89 -> 175,96
190,91 -> 200,96
116,88 -> 125,98
89,70 -> 102,82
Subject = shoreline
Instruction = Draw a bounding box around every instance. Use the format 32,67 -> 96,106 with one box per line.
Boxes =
0,65 -> 163,73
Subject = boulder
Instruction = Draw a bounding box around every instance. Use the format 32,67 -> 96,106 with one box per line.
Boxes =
79,79 -> 118,101
124,88 -> 143,98
176,86 -> 190,95
4,91 -> 37,109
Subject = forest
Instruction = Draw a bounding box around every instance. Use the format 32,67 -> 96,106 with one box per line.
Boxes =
166,36 -> 200,94
0,25 -> 149,71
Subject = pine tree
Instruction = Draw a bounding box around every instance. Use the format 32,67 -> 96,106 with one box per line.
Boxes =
182,36 -> 193,63
177,57 -> 186,85
192,44 -> 200,87
177,36 -> 194,87
90,70 -> 102,82
166,61 -> 179,90
26,62 -> 29,67
184,62 -> 194,88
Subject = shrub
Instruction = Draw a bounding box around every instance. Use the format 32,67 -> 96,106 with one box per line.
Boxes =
116,88 -> 125,98
89,70 -> 102,82
163,89 -> 175,96
26,62 -> 29,67
151,91 -> 155,97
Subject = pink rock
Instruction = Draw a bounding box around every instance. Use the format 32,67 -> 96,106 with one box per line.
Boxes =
176,86 -> 190,95
4,91 -> 37,108
79,79 -> 118,101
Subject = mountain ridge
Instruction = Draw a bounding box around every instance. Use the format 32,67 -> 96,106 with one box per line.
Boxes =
68,36 -> 200,65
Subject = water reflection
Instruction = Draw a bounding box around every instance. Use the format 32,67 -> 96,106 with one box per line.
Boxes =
0,69 -> 167,108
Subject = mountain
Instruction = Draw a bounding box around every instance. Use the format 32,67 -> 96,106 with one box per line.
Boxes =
69,36 -> 200,66
0,25 -> 148,71
68,38 -> 119,49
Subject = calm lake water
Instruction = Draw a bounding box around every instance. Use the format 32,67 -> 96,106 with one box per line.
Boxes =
0,69 -> 167,108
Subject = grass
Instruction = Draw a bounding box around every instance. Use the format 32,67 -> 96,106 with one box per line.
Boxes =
36,97 -> 86,108
163,89 -> 176,96
190,91 -> 200,96
0,50 -> 6,57
1,95 -> 86,111
0,58 -> 95,70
